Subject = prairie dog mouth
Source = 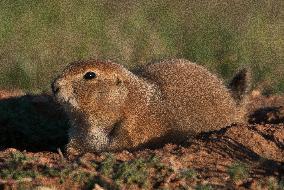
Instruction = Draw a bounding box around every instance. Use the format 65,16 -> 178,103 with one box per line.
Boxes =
53,91 -> 79,110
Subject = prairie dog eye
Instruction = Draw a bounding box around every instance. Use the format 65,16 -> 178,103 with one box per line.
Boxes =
84,72 -> 97,80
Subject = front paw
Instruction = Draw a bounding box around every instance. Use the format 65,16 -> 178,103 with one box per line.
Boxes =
66,144 -> 82,159
107,136 -> 132,152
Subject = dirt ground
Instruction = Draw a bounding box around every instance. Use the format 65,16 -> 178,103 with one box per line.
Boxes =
0,90 -> 283,190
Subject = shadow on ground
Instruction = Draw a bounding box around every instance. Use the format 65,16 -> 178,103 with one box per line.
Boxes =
196,124 -> 284,181
249,106 -> 284,124
0,95 -> 70,152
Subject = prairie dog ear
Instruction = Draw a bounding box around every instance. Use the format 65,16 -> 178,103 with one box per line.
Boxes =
115,76 -> 123,86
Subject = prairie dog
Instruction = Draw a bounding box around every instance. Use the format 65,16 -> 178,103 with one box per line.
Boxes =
52,59 -> 250,154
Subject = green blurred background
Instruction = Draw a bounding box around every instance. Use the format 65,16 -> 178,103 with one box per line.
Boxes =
0,0 -> 283,94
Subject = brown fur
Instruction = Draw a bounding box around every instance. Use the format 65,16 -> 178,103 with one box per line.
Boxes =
52,59 -> 250,154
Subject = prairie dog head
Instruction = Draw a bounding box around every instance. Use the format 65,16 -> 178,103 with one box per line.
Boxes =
52,60 -> 129,125
52,60 -> 131,152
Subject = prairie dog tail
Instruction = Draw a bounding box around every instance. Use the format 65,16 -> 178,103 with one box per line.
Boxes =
228,67 -> 251,122
228,67 -> 251,105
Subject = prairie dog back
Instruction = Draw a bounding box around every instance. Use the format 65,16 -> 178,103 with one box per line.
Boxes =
136,59 -> 244,134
